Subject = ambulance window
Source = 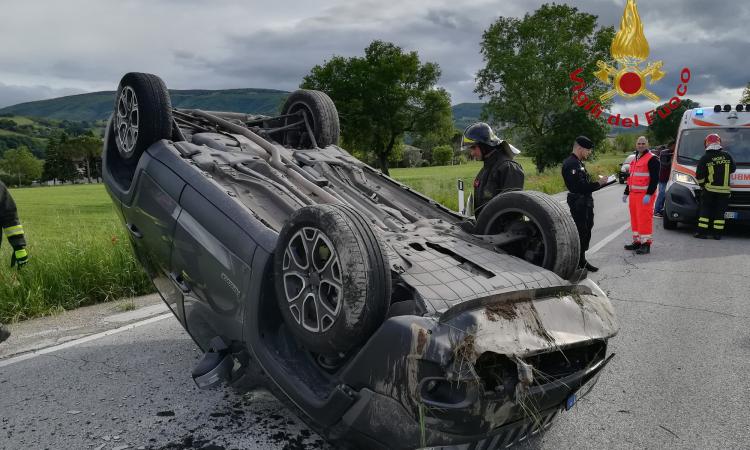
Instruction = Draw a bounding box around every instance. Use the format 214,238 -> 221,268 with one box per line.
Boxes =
677,128 -> 750,164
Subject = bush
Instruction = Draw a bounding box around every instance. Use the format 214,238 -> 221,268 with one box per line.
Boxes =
432,145 -> 453,166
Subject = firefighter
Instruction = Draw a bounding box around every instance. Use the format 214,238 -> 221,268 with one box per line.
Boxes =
694,133 -> 736,239
1,180 -> 29,344
562,136 -> 608,272
462,122 -> 524,216
623,136 -> 659,254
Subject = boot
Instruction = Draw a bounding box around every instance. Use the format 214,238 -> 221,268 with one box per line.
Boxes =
584,262 -> 599,272
694,232 -> 708,239
624,241 -> 641,250
712,234 -> 722,240
635,243 -> 651,254
0,323 -> 10,344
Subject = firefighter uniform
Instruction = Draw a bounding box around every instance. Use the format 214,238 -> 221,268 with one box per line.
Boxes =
695,148 -> 736,238
624,150 -> 659,251
0,180 -> 27,344
473,148 -> 525,215
562,152 -> 601,269
0,181 -> 28,267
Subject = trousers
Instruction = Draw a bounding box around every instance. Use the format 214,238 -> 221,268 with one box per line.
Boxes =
568,193 -> 594,267
628,192 -> 656,243
697,191 -> 730,235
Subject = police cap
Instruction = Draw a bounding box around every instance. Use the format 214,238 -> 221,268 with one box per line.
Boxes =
575,136 -> 593,150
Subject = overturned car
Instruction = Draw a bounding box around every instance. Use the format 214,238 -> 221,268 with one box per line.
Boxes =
103,73 -> 618,449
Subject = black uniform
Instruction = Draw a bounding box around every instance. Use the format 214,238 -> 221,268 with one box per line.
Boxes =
562,153 -> 601,267
473,148 -> 524,215
0,181 -> 26,251
0,181 -> 26,344
696,149 -> 736,236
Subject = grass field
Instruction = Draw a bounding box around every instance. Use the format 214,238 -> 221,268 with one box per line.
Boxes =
391,154 -> 624,211
0,185 -> 151,322
0,152 -> 626,322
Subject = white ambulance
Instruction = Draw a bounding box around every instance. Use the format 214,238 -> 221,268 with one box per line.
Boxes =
663,104 -> 750,229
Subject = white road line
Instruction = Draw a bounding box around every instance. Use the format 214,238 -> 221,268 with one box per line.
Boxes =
587,222 -> 631,256
0,313 -> 173,368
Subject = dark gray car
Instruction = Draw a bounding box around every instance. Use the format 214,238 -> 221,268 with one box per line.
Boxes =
103,72 -> 618,449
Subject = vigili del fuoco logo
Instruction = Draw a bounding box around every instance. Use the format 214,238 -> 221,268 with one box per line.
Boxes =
569,0 -> 692,128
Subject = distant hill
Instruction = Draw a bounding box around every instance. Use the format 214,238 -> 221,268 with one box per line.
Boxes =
0,88 -> 291,122
452,103 -> 485,130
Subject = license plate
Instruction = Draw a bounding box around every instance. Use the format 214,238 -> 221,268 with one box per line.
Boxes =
724,211 -> 738,219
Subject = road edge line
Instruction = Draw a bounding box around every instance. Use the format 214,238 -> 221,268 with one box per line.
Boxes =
587,222 -> 631,256
0,313 -> 173,368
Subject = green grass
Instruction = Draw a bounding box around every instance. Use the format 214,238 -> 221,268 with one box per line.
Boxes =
0,184 -> 151,322
390,154 -> 624,211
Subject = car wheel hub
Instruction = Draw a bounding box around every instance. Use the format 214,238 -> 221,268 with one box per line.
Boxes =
282,227 -> 342,333
115,86 -> 139,157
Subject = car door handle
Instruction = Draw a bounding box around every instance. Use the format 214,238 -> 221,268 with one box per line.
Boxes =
126,223 -> 143,239
170,272 -> 191,293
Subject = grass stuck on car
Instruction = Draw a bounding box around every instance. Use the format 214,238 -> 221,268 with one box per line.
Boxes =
103,72 -> 619,449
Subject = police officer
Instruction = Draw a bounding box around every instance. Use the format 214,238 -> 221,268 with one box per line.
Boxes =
562,136 -> 608,272
1,180 -> 29,344
462,122 -> 524,216
694,133 -> 736,239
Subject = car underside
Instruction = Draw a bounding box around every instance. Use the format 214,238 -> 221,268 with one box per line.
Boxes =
103,72 -> 619,449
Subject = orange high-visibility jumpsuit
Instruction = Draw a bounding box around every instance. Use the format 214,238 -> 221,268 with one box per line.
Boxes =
627,152 -> 656,244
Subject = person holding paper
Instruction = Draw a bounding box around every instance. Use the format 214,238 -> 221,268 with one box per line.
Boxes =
562,136 -> 608,272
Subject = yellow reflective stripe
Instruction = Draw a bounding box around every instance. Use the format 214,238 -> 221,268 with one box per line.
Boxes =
714,220 -> 725,225
705,185 -> 731,193
3,225 -> 24,237
723,163 -> 730,187
698,223 -> 709,228
14,248 -> 27,258
698,217 -> 710,223
462,136 -> 476,144
708,165 -> 715,186
714,225 -> 725,230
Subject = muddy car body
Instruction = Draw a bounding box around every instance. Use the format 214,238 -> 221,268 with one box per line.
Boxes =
103,73 -> 618,449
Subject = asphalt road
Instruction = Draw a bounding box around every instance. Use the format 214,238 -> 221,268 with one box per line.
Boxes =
2,185 -> 749,450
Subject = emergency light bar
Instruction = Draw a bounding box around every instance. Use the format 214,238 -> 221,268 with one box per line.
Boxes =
713,104 -> 750,112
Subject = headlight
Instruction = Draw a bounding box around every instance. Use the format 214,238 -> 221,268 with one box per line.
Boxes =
673,171 -> 697,185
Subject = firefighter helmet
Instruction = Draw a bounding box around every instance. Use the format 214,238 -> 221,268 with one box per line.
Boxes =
462,122 -> 502,149
704,133 -> 722,151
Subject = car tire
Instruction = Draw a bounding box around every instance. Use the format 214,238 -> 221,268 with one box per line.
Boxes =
662,214 -> 678,230
475,190 -> 580,280
113,72 -> 172,164
274,204 -> 391,355
281,89 -> 340,148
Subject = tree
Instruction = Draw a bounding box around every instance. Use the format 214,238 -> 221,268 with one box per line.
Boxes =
476,4 -> 614,172
432,145 -> 453,166
648,98 -> 699,144
0,146 -> 43,186
740,82 -> 750,104
614,133 -> 638,153
62,133 -> 103,182
301,40 -> 454,175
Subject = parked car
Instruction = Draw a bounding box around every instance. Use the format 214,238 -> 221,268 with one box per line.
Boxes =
103,72 -> 619,449
619,153 -> 636,183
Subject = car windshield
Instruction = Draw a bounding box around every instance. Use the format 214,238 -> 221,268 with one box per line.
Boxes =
677,128 -> 750,165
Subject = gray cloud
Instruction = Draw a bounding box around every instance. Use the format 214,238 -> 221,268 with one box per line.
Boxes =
0,0 -> 748,109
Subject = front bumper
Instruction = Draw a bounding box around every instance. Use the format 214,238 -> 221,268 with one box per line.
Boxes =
664,182 -> 699,222
334,283 -> 618,449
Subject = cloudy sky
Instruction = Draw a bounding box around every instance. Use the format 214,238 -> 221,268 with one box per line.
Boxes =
1,0 -> 748,118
